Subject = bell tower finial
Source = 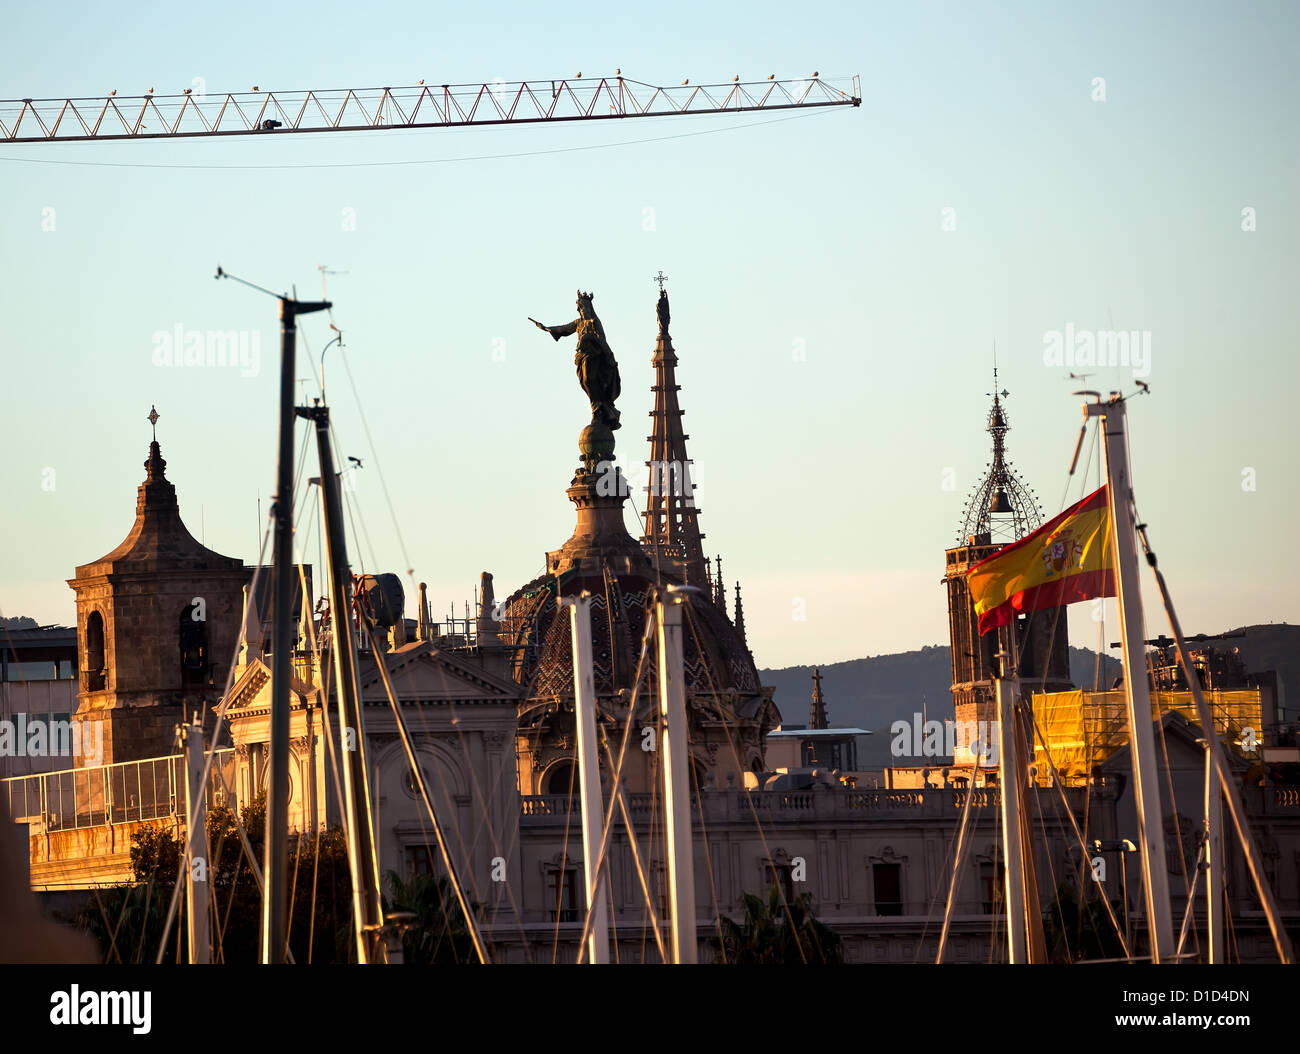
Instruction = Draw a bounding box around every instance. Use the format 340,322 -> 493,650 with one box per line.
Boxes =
956,364 -> 1042,545
147,404 -> 160,441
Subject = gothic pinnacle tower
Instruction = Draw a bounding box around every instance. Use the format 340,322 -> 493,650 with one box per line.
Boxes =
944,367 -> 1072,754
640,274 -> 709,589
956,366 -> 1044,546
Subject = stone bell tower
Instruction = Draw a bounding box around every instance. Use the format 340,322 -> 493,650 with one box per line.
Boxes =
944,373 -> 1071,738
67,408 -> 250,764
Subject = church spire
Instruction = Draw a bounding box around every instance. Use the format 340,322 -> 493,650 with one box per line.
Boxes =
640,275 -> 708,588
733,581 -> 747,646
809,667 -> 828,730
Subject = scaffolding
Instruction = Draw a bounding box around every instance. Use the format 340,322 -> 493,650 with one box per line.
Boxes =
1030,688 -> 1262,785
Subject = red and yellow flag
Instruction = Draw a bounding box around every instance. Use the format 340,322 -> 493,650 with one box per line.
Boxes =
966,484 -> 1116,635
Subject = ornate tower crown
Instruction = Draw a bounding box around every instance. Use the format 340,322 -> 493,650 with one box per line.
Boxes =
956,367 -> 1044,546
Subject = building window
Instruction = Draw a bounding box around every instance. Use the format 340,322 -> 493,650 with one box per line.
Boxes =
179,604 -> 209,688
549,867 -> 578,923
651,863 -> 670,919
980,862 -> 1005,914
85,612 -> 106,691
405,845 -> 435,878
873,862 -> 903,916
802,739 -> 853,770
765,861 -> 796,904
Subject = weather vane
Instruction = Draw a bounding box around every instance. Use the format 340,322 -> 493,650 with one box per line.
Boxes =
148,404 -> 160,440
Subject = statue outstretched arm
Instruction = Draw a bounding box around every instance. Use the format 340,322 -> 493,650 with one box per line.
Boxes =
529,317 -> 578,341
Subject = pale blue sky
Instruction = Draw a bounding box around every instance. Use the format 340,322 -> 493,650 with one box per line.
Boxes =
1,1 -> 1297,669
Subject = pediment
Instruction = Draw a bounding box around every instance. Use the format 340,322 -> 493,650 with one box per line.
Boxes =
357,641 -> 522,705
223,657 -> 318,716
225,659 -> 271,713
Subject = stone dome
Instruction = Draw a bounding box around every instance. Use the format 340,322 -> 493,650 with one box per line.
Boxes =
499,568 -> 761,703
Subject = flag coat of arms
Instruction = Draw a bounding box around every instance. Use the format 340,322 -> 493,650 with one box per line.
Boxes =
966,484 -> 1116,635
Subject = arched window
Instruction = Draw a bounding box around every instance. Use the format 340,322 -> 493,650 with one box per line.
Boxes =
545,760 -> 576,796
179,603 -> 209,688
85,611 -> 106,691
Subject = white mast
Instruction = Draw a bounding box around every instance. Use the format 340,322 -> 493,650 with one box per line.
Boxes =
656,588 -> 698,964
182,714 -> 210,965
1203,743 -> 1225,963
993,625 -> 1028,963
562,593 -> 610,964
1083,395 -> 1176,961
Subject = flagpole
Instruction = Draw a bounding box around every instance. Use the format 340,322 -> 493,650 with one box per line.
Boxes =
1083,395 -> 1175,963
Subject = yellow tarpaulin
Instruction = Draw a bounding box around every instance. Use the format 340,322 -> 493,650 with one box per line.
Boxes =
1030,688 -> 1262,785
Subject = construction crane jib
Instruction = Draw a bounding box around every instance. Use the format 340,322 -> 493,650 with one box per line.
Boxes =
0,74 -> 861,143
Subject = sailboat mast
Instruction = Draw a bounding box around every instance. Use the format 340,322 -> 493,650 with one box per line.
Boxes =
261,292 -> 330,964
562,593 -> 611,964
1203,743 -> 1225,963
656,588 -> 698,964
303,402 -> 386,964
1084,396 -> 1176,961
993,625 -> 1029,963
1141,529 -> 1295,963
183,714 -> 211,965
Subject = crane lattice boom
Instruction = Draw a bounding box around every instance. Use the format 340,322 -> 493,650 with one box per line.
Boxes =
0,74 -> 860,143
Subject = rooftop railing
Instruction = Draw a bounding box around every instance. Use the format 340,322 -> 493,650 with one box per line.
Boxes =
3,749 -> 234,833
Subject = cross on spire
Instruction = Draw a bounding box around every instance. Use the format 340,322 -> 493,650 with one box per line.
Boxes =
147,404 -> 160,440
653,270 -> 669,292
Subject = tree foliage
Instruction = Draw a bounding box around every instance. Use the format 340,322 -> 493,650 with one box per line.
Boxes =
78,794 -> 354,963
1043,881 -> 1129,962
713,885 -> 844,964
383,870 -> 482,964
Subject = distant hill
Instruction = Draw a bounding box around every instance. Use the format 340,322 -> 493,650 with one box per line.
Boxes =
758,624 -> 1298,759
758,644 -> 1121,737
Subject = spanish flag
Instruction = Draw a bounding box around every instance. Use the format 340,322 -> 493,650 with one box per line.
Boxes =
967,484 -> 1116,635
